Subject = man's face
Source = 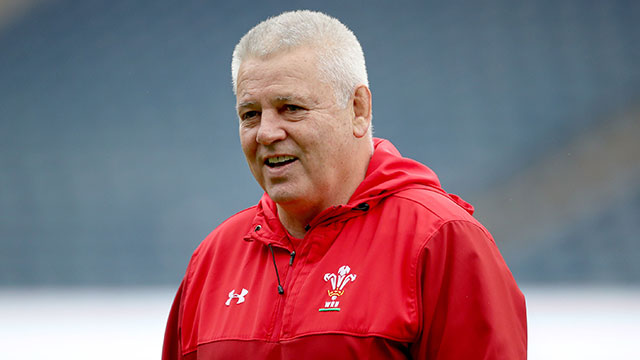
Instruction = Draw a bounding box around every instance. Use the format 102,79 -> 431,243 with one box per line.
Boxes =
236,47 -> 358,215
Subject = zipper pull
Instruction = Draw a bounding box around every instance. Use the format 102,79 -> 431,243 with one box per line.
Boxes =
268,244 -> 285,295
289,251 -> 296,266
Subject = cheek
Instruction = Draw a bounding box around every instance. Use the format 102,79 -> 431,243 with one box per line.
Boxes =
240,142 -> 261,178
241,143 -> 263,182
239,130 -> 256,154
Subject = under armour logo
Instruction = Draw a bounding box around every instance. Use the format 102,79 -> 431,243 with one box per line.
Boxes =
225,288 -> 249,306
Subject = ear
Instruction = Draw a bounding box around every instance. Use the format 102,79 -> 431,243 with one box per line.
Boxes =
351,85 -> 372,138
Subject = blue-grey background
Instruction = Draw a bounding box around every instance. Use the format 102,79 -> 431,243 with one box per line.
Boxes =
1,0 -> 639,287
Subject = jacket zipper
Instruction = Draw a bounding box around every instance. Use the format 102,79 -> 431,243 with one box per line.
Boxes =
268,244 -> 296,342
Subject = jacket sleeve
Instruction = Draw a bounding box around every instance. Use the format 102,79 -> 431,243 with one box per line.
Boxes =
410,220 -> 527,359
162,281 -> 185,360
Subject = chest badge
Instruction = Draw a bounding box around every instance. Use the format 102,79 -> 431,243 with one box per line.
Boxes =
319,265 -> 357,312
225,288 -> 249,306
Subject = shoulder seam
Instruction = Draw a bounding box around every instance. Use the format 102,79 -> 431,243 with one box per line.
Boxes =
391,189 -> 446,221
391,187 -> 472,223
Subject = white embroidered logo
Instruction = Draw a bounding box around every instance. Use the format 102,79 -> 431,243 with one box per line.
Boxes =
319,265 -> 357,312
225,288 -> 249,306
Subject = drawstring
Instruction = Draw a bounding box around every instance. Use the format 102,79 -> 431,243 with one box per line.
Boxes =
268,244 -> 285,294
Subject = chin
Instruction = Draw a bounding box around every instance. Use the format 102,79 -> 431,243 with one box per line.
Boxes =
267,192 -> 297,205
266,185 -> 307,205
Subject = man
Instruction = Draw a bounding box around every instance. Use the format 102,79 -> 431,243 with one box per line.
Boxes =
163,10 -> 527,359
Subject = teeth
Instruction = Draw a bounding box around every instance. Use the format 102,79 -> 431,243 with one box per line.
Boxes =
267,155 -> 295,164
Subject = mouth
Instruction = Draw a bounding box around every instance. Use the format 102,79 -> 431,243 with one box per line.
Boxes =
264,155 -> 298,168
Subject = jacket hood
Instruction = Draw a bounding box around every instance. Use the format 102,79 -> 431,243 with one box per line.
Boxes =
247,138 -> 473,244
351,138 -> 474,215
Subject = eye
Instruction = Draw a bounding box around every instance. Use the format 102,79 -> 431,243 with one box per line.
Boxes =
284,104 -> 303,112
241,110 -> 260,121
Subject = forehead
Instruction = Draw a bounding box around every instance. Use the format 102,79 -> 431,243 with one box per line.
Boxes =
235,49 -> 329,104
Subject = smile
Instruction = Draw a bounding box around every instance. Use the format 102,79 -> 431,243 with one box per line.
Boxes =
265,155 -> 298,168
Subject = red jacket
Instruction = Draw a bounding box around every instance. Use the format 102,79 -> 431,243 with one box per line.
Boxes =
163,138 -> 527,359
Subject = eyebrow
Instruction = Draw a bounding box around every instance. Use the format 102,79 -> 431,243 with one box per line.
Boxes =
237,101 -> 257,110
237,95 -> 315,111
275,95 -> 317,106
275,96 -> 295,102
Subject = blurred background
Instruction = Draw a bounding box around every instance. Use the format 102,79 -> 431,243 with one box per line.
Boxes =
1,0 -> 639,358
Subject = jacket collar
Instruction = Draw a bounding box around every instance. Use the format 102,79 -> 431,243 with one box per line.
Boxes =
244,138 -> 473,246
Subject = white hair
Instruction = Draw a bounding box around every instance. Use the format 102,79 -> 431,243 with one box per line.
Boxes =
231,10 -> 369,108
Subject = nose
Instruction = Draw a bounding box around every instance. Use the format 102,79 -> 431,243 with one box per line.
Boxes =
256,109 -> 286,145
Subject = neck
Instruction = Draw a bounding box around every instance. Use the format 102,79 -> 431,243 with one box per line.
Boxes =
275,172 -> 362,239
276,205 -> 313,239
275,143 -> 373,239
